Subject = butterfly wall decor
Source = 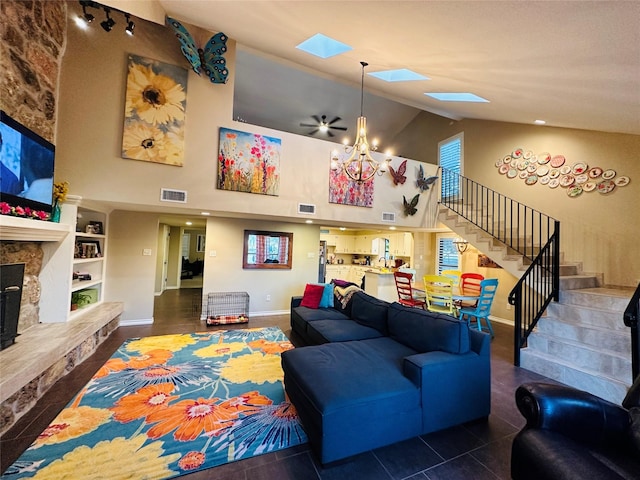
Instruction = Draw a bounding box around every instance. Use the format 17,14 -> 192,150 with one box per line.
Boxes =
166,16 -> 229,84
416,164 -> 438,192
403,194 -> 420,216
388,159 -> 407,185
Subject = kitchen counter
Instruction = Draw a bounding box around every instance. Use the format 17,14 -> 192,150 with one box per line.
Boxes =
364,270 -> 399,303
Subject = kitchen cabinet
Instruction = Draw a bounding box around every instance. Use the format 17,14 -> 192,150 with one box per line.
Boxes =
389,232 -> 413,257
325,265 -> 350,283
320,233 -> 338,246
334,235 -> 355,254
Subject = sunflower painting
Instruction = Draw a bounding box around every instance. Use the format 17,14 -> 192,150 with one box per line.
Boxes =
122,54 -> 188,166
218,128 -> 281,196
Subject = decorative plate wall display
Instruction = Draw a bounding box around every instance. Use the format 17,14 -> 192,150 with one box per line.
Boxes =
559,174 -> 575,187
597,179 -> 616,194
572,162 -> 588,175
537,152 -> 551,164
614,176 -> 630,187
567,186 -> 583,197
550,155 -> 566,168
495,147 -> 630,198
588,167 -> 603,178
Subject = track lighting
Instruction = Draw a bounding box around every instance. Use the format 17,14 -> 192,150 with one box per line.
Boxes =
81,4 -> 94,23
77,1 -> 136,36
125,14 -> 135,36
100,8 -> 115,32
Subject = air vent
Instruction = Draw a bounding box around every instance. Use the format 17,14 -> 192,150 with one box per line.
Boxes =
382,212 -> 396,222
298,203 -> 316,215
160,188 -> 187,203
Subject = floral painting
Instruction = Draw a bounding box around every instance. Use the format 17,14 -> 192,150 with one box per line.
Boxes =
122,54 -> 188,166
218,128 -> 280,196
328,167 -> 374,207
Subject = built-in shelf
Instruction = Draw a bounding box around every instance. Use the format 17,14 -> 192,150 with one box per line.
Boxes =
71,278 -> 103,291
0,215 -> 72,242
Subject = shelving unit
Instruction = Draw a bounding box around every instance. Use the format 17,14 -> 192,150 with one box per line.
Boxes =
70,205 -> 107,315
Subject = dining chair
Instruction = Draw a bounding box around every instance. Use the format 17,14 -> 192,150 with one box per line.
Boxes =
458,278 -> 499,337
458,272 -> 485,307
441,269 -> 462,287
393,271 -> 426,309
423,274 -> 455,315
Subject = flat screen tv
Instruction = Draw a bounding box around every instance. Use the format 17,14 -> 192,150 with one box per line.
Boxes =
0,110 -> 55,215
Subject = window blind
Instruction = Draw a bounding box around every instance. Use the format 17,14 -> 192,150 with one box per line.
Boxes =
437,237 -> 459,274
439,135 -> 462,198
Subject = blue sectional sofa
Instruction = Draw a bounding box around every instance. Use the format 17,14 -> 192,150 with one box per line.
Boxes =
282,291 -> 491,464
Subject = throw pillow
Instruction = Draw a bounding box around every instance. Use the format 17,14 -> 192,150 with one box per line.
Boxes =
300,283 -> 325,309
318,283 -> 334,308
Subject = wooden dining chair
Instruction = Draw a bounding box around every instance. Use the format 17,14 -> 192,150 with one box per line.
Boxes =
458,278 -> 499,337
393,271 -> 426,309
441,269 -> 461,287
423,274 -> 455,315
459,272 -> 485,307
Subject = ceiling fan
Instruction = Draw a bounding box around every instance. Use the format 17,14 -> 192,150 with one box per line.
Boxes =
299,115 -> 347,137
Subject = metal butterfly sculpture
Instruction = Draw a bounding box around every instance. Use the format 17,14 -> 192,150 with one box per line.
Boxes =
403,194 -> 420,216
166,16 -> 229,84
416,164 -> 439,192
388,159 -> 407,185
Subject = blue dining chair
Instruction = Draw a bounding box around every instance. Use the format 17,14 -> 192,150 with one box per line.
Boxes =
458,278 -> 499,337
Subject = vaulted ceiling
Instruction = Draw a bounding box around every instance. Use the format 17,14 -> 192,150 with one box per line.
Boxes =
156,0 -> 640,146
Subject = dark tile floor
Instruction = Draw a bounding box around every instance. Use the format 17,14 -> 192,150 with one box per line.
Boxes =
1,288 -> 555,479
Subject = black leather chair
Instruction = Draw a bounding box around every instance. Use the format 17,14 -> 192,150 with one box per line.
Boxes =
511,377 -> 640,480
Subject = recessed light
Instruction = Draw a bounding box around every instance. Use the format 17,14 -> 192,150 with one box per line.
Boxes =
200,212 -> 210,216
534,119 -> 546,125
295,33 -> 352,59
339,227 -> 346,231
305,220 -> 313,224
425,92 -> 489,103
389,226 -> 397,230
186,221 -> 193,226
368,69 -> 429,82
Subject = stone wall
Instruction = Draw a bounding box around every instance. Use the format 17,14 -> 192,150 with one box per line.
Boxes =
0,242 -> 43,332
0,0 -> 67,142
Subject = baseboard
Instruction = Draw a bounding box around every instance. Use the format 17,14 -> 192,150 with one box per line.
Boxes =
119,318 -> 154,326
489,315 -> 514,326
251,310 -> 289,317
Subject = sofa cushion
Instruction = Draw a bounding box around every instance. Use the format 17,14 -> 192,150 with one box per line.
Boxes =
387,302 -> 470,354
301,283 -> 325,308
630,407 -> 640,456
350,292 -> 390,334
307,319 -> 383,344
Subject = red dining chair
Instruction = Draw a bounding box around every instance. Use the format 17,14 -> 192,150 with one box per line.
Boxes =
394,271 -> 426,309
458,273 -> 484,307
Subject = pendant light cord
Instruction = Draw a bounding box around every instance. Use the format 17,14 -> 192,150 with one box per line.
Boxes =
360,61 -> 368,117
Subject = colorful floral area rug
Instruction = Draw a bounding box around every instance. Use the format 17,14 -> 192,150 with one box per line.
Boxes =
2,326 -> 307,479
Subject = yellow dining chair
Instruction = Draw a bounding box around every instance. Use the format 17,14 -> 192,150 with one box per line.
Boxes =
422,275 -> 456,315
441,269 -> 462,287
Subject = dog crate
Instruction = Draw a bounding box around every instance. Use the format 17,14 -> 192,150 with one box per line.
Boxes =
204,291 -> 250,325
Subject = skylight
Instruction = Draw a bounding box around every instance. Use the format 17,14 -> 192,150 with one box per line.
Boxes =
425,93 -> 489,103
295,34 -> 352,59
368,69 -> 429,82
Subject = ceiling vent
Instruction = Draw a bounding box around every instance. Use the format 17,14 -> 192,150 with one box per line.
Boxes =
160,188 -> 187,203
298,203 -> 316,215
382,212 -> 396,222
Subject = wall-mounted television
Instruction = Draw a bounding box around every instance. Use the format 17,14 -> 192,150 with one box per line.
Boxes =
0,110 -> 55,215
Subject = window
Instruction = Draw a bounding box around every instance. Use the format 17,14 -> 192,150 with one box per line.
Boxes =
243,230 -> 293,269
438,133 -> 463,199
436,235 -> 459,274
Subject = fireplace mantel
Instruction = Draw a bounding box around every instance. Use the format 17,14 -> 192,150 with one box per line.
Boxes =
0,215 -> 72,242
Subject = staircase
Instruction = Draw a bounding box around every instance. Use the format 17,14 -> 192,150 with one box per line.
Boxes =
438,206 -> 634,404
521,283 -> 634,404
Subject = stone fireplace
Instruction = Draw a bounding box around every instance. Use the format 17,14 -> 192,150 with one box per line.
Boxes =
1,241 -> 45,334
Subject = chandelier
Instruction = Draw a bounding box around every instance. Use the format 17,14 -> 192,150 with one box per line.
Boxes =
330,61 -> 390,182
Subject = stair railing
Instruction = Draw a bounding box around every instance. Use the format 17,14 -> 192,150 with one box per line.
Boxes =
624,282 -> 640,381
439,167 -> 560,366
